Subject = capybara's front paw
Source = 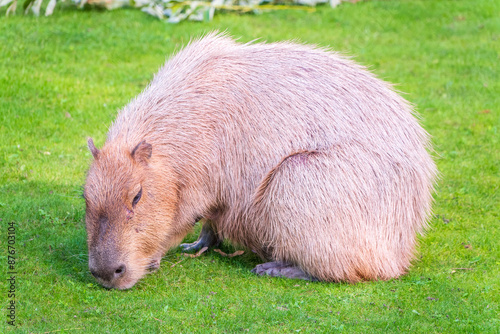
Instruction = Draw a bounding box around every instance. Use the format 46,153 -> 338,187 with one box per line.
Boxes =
252,262 -> 317,281
180,222 -> 220,252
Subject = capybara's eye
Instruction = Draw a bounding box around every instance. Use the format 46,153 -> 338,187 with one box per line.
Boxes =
132,187 -> 142,207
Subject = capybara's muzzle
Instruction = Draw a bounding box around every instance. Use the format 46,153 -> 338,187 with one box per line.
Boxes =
89,262 -> 126,284
88,249 -> 130,289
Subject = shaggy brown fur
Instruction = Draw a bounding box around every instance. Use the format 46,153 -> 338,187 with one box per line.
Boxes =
84,33 -> 437,289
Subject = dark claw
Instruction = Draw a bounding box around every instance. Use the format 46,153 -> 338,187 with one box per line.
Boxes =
180,222 -> 220,252
180,240 -> 206,252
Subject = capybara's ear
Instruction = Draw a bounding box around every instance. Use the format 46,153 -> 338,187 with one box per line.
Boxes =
131,141 -> 152,164
88,138 -> 99,159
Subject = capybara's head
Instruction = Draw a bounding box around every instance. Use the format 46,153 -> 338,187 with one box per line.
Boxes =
84,138 -> 181,289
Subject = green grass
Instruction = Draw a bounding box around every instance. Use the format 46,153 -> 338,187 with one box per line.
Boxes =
1,1 -> 499,333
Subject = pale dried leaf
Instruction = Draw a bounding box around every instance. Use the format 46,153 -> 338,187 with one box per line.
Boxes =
228,250 -> 244,257
170,259 -> 184,267
214,249 -> 227,256
45,0 -> 56,15
214,249 -> 244,258
141,4 -> 164,19
24,1 -> 33,14
6,0 -> 16,15
31,0 -> 43,16
182,246 -> 208,258
0,0 -> 14,8
87,0 -> 128,9
209,0 -> 223,20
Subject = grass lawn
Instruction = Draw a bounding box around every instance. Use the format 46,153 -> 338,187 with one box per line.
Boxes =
1,0 -> 499,332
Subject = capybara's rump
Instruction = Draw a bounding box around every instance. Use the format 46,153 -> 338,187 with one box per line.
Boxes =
250,144 -> 431,282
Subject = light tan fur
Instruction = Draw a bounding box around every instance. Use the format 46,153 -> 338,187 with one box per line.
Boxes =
84,33 -> 437,289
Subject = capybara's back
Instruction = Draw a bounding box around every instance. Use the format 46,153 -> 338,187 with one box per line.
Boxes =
84,33 -> 437,289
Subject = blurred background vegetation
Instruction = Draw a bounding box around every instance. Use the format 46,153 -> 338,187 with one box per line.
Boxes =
1,0 -> 344,22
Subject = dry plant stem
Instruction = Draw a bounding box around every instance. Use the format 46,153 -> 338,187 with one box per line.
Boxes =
170,259 -> 185,268
182,246 -> 209,258
214,249 -> 245,258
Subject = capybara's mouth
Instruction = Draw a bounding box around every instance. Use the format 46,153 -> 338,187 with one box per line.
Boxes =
115,279 -> 139,290
90,258 -> 161,289
95,275 -> 140,290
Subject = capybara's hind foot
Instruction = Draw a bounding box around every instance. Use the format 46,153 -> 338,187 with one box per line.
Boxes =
252,262 -> 318,281
180,221 -> 220,252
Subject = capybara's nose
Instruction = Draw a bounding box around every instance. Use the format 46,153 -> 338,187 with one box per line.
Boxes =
90,263 -> 126,282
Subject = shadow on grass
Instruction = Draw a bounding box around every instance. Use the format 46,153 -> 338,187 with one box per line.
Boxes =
1,180 -> 263,290
1,181 -> 92,284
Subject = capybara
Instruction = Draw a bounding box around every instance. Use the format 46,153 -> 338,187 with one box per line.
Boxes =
84,33 -> 437,289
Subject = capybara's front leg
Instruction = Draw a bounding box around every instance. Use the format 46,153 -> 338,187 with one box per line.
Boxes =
252,262 -> 318,281
180,220 -> 221,252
